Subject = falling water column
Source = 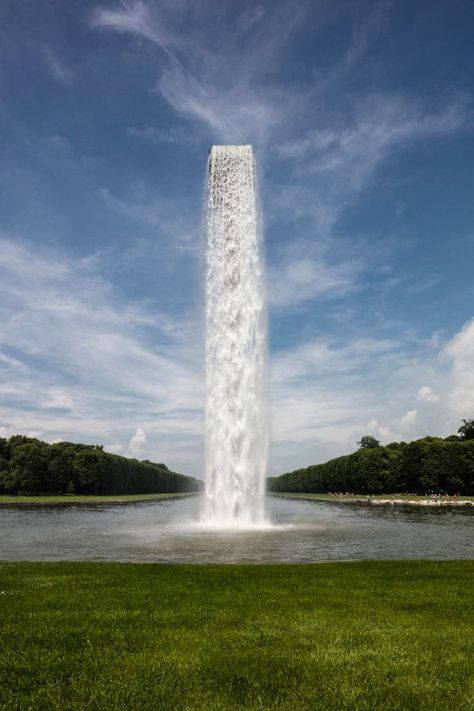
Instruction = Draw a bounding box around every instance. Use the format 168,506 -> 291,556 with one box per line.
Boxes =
203,145 -> 268,527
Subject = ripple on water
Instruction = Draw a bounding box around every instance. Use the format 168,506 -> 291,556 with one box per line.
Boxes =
0,495 -> 472,563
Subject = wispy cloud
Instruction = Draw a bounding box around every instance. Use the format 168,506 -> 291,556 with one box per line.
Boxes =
268,252 -> 363,307
90,0 -> 306,143
90,1 -> 183,54
417,386 -> 439,403
279,96 -> 468,168
2,1 -> 472,481
0,235 -> 203,473
277,96 -> 470,229
399,408 -> 418,433
127,426 -> 147,456
444,318 -> 474,416
99,185 -> 198,258
1,235 -> 472,476
269,321 -> 474,472
267,95 -> 471,308
42,46 -> 74,86
100,186 -> 169,228
90,2 -> 471,307
127,124 -> 194,145
310,0 -> 395,95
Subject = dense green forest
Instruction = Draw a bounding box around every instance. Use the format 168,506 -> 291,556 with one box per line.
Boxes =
267,422 -> 474,496
0,435 -> 200,496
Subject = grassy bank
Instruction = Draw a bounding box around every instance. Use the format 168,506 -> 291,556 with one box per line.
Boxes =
0,562 -> 472,710
0,492 -> 198,506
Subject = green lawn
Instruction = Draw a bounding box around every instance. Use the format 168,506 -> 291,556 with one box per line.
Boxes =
0,492 -> 197,506
0,562 -> 472,710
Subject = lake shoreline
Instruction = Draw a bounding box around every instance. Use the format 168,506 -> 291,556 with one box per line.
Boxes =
269,492 -> 474,507
0,492 -> 198,507
2,491 -> 473,508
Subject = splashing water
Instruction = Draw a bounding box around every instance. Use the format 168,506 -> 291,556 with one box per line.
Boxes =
202,145 -> 269,528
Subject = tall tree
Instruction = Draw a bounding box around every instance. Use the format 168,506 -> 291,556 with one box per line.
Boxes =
458,419 -> 474,440
11,443 -> 48,494
357,435 -> 380,450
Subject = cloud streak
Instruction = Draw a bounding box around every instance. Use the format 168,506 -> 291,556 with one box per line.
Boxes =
2,1 -> 472,480
43,47 -> 74,85
1,235 -> 473,476
91,0 -> 305,143
267,94 -> 471,308
0,235 -> 203,473
277,96 -> 471,230
269,320 -> 474,472
127,426 -> 147,456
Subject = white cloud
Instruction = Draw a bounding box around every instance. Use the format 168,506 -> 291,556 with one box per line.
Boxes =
443,318 -> 474,415
271,336 -> 400,385
0,235 -> 203,474
43,47 -> 74,86
279,97 -> 467,166
2,234 -> 472,476
90,1 -> 179,51
127,427 -> 147,456
99,186 -> 196,252
417,386 -> 439,403
127,125 -> 194,146
103,441 -> 125,455
399,409 -> 418,433
90,2 -> 470,318
91,1 -> 304,143
2,4 -> 472,482
98,188 -> 199,271
267,94 -> 470,309
367,419 -> 395,442
269,333 -> 417,471
276,96 -> 470,234
157,67 -> 281,144
268,256 -> 361,307
268,317 -> 474,473
100,187 -> 167,228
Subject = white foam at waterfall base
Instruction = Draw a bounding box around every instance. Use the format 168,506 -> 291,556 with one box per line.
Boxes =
202,145 -> 269,529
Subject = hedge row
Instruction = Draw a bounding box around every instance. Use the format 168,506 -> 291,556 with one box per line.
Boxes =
267,437 -> 474,495
0,435 -> 200,496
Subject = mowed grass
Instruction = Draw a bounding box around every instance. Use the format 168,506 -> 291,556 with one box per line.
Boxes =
0,562 -> 473,710
0,492 -> 197,506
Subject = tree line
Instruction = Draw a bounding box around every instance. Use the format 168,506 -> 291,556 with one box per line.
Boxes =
0,435 -> 200,496
267,420 -> 474,496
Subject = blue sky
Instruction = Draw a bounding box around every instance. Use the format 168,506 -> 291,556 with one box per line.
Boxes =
1,0 -> 473,475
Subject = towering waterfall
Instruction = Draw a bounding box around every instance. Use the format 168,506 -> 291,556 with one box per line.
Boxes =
202,145 -> 268,527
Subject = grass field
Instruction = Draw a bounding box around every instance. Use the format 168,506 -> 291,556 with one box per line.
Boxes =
0,561 -> 472,710
0,492 -> 197,506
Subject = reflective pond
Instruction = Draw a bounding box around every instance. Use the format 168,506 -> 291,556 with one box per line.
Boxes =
0,495 -> 472,563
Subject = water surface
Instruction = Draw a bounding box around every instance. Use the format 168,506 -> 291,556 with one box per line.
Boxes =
0,495 -> 472,563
